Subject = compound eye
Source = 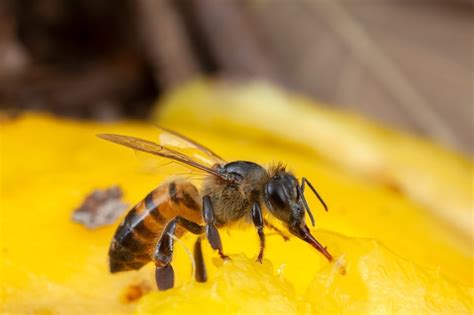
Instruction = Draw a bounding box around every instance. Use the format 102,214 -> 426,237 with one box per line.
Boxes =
266,181 -> 288,209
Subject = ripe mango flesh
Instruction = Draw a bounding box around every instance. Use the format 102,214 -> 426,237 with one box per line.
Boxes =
1,81 -> 472,314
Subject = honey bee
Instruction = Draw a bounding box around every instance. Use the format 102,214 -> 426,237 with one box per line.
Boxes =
98,128 -> 332,291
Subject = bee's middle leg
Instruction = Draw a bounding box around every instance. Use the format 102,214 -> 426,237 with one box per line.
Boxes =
202,195 -> 229,260
154,216 -> 204,291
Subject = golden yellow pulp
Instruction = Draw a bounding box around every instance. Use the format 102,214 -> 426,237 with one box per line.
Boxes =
1,81 -> 472,314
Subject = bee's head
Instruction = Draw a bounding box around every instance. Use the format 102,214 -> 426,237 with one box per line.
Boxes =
264,165 -> 332,261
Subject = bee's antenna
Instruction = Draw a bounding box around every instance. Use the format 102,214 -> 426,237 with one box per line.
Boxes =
302,177 -> 328,212
298,185 -> 315,227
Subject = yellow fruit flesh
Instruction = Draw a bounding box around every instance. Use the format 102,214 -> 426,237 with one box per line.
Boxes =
1,81 -> 473,314
156,81 -> 473,243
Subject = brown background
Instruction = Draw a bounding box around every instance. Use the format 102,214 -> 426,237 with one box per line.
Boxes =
1,0 -> 472,153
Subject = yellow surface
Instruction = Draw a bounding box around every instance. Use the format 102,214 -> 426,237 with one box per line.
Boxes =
1,81 -> 473,314
156,81 -> 474,241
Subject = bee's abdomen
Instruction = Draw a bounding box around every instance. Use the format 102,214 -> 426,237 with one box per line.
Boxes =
109,181 -> 202,273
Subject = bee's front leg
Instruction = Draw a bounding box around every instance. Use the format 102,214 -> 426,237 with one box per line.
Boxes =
264,219 -> 290,241
154,216 -> 204,291
202,195 -> 229,261
251,202 -> 265,263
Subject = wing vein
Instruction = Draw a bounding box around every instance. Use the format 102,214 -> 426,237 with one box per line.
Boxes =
97,133 -> 226,180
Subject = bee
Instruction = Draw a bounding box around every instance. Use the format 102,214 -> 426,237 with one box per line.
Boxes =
98,128 -> 332,291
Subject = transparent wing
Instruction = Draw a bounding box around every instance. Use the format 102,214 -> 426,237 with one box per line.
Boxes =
97,133 -> 227,180
154,126 -> 226,165
133,149 -> 215,182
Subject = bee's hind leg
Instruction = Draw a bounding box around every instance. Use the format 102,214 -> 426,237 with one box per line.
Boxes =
154,216 -> 204,291
194,236 -> 207,282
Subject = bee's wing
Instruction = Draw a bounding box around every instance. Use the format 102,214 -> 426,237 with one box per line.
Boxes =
133,150 -> 216,182
154,126 -> 226,165
98,134 -> 227,180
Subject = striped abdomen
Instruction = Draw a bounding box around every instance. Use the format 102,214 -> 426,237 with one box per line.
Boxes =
109,181 -> 202,273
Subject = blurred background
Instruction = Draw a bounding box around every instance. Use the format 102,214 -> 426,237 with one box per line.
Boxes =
0,0 -> 472,153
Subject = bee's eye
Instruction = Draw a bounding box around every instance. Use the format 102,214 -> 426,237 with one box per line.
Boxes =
266,181 -> 288,209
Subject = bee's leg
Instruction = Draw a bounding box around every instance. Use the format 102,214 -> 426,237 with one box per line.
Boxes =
263,219 -> 290,241
202,195 -> 229,260
251,202 -> 265,263
193,236 -> 207,282
154,216 -> 204,291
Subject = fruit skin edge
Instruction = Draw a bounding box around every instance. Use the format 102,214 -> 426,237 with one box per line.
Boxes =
1,87 -> 472,314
